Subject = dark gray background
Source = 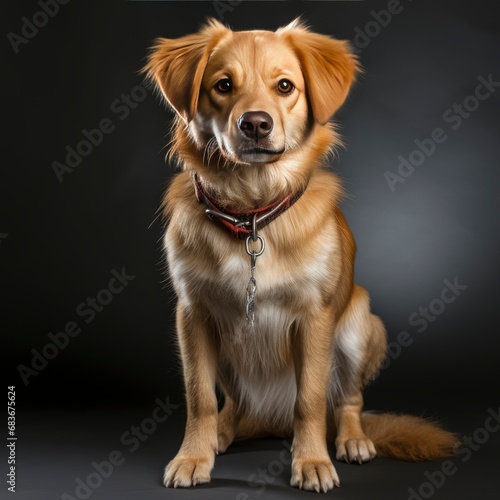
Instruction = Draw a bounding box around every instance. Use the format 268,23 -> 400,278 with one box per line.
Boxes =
3,1 -> 499,499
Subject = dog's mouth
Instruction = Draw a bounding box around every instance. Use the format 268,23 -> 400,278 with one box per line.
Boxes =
236,146 -> 285,165
213,136 -> 287,166
240,147 -> 286,156
228,142 -> 285,164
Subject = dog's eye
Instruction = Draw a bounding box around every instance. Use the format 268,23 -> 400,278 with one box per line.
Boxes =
277,79 -> 294,94
214,79 -> 232,94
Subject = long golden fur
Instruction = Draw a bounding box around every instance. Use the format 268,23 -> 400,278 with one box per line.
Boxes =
144,18 -> 457,492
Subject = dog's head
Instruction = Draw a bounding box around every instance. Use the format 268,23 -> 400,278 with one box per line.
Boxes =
144,19 -> 358,184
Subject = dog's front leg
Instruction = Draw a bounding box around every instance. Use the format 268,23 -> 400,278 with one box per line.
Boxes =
164,302 -> 218,488
290,309 -> 339,492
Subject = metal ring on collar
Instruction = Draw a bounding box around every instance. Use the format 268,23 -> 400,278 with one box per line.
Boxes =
245,234 -> 265,257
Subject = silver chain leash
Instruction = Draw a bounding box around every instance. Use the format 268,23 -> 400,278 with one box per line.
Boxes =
245,215 -> 265,326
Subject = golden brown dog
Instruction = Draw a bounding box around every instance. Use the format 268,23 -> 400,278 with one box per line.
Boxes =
144,19 -> 457,492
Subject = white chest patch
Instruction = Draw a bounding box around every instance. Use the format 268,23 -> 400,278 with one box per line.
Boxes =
165,227 -> 339,423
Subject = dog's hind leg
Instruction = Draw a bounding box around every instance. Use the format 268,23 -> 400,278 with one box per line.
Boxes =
333,390 -> 376,463
330,286 -> 387,463
217,396 -> 238,453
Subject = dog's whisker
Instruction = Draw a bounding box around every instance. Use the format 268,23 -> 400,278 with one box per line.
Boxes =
203,137 -> 217,167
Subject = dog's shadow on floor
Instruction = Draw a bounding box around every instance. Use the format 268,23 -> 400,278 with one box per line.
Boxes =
222,436 -> 292,455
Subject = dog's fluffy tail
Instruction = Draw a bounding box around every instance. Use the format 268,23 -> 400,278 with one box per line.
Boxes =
361,412 -> 458,461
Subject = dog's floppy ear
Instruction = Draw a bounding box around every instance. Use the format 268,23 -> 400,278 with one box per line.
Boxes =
278,20 -> 359,125
143,19 -> 229,123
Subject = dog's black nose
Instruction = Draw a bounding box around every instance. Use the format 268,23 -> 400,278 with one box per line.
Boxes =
238,111 -> 273,140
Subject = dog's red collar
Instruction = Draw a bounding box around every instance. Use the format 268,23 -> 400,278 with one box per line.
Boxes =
193,174 -> 306,240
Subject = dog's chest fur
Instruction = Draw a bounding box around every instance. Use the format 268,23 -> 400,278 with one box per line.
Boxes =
166,228 -> 335,341
166,225 -> 338,420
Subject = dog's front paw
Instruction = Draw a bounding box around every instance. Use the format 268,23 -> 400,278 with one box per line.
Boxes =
290,458 -> 340,492
335,437 -> 376,464
163,455 -> 213,488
